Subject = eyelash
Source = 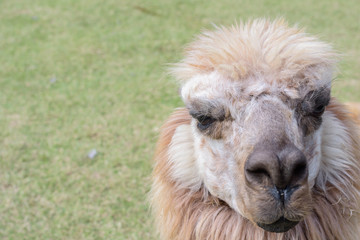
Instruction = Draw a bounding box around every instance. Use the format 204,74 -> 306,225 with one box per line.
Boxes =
196,115 -> 216,130
312,104 -> 326,116
307,102 -> 328,117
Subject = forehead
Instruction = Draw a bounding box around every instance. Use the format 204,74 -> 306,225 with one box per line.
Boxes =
181,69 -> 331,104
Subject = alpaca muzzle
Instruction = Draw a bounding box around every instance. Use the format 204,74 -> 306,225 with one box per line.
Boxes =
243,142 -> 309,232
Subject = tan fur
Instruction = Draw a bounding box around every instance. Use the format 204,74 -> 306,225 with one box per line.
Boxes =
346,102 -> 360,125
151,19 -> 360,239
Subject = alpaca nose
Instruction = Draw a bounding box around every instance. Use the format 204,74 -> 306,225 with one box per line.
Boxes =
245,143 -> 307,198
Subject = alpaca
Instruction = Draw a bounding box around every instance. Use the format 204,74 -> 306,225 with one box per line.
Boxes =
151,19 -> 360,240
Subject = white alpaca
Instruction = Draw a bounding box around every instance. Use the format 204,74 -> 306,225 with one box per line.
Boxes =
151,19 -> 360,240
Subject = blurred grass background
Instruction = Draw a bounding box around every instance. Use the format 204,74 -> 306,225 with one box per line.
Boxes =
0,0 -> 359,239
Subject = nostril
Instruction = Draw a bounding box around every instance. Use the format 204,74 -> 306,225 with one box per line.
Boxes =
278,144 -> 308,187
245,151 -> 279,185
293,162 -> 306,177
246,166 -> 271,184
291,159 -> 307,184
247,168 -> 270,178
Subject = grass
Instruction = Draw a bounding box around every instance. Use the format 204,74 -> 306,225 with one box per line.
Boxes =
0,0 -> 359,239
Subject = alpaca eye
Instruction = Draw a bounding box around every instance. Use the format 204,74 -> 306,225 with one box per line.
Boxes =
196,115 -> 216,130
312,105 -> 325,116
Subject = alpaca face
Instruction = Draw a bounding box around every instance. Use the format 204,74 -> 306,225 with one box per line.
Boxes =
180,69 -> 331,232
170,19 -> 337,233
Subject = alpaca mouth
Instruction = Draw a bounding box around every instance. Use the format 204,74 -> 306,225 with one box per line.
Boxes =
256,216 -> 299,233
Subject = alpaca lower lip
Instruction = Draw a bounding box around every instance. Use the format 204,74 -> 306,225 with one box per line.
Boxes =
257,217 -> 299,233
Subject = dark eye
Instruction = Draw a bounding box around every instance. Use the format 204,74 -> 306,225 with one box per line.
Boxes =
196,115 -> 216,130
312,104 -> 326,116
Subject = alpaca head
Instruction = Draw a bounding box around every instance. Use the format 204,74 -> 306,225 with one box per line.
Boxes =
171,19 -> 337,233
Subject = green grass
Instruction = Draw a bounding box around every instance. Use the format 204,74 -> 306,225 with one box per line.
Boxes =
0,0 -> 359,239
